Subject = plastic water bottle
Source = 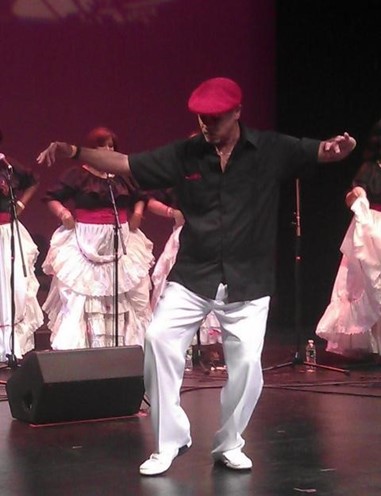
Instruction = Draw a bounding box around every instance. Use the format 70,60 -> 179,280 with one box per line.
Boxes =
305,339 -> 317,372
185,345 -> 193,372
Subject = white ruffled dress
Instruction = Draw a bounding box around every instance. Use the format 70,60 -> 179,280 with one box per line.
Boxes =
151,224 -> 221,344
0,221 -> 44,360
43,222 -> 154,350
41,165 -> 154,350
316,197 -> 381,357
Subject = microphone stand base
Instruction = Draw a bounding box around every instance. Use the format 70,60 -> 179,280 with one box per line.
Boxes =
5,353 -> 18,369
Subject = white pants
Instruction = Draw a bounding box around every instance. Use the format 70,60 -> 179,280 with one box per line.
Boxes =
144,281 -> 270,454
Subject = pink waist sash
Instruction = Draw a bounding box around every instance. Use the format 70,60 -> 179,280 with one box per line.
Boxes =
370,203 -> 381,212
0,212 -> 10,224
74,208 -> 127,224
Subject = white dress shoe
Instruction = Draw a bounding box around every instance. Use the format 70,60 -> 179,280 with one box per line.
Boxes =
214,448 -> 252,470
139,441 -> 192,476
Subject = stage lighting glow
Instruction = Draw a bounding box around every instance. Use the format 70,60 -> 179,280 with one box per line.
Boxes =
10,0 -> 174,24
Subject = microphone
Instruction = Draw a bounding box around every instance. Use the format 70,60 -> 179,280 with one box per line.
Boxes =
0,153 -> 13,170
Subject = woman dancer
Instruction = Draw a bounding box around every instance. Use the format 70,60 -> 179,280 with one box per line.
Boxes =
0,151 -> 43,361
42,127 -> 154,350
316,119 -> 381,359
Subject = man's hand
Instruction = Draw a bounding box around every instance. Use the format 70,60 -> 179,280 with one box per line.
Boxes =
318,132 -> 357,162
36,142 -> 75,167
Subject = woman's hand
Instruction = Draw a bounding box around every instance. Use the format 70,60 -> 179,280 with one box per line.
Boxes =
60,209 -> 75,229
16,200 -> 25,216
345,186 -> 366,208
129,211 -> 142,231
173,209 -> 185,227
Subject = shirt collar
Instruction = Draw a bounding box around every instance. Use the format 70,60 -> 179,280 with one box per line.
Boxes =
190,122 -> 259,151
239,124 -> 259,149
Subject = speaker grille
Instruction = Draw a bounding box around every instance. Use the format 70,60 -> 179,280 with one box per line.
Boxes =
6,346 -> 145,424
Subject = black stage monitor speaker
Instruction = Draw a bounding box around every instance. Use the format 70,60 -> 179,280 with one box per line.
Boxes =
6,346 -> 144,424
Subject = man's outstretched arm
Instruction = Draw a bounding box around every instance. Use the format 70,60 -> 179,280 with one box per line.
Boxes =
37,142 -> 131,178
317,132 -> 356,162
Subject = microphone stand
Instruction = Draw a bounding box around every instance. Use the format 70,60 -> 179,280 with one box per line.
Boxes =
4,162 -> 26,368
107,176 -> 127,347
263,179 -> 349,375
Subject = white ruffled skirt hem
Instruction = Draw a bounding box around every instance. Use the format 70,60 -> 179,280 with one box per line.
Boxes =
151,225 -> 221,344
0,222 -> 44,360
42,223 -> 154,350
316,197 -> 381,357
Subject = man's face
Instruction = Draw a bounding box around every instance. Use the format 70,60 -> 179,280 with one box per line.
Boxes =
197,106 -> 241,144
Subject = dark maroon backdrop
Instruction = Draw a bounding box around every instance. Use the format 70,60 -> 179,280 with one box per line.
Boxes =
0,0 -> 275,261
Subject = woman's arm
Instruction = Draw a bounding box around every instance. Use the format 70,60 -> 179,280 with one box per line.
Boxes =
147,198 -> 184,227
47,199 -> 75,229
16,182 -> 38,215
128,200 -> 145,231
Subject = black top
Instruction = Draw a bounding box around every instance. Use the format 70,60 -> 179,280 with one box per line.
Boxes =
353,161 -> 381,204
42,165 -> 146,211
129,125 -> 320,302
0,157 -> 38,213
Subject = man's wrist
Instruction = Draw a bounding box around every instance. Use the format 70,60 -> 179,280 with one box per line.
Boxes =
69,145 -> 82,160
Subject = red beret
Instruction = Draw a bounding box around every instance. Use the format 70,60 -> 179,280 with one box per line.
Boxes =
188,77 -> 242,115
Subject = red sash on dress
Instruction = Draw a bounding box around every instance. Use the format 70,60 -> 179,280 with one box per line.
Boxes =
370,203 -> 381,212
74,208 -> 128,224
0,212 -> 10,224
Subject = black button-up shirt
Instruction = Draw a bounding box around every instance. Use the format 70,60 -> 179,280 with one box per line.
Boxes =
129,125 -> 320,302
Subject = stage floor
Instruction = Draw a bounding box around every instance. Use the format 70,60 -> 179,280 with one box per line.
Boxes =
0,332 -> 381,496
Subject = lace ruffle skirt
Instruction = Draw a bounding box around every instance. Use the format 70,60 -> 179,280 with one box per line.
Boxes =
42,222 -> 154,350
0,222 -> 44,360
151,225 -> 221,344
316,198 -> 381,357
